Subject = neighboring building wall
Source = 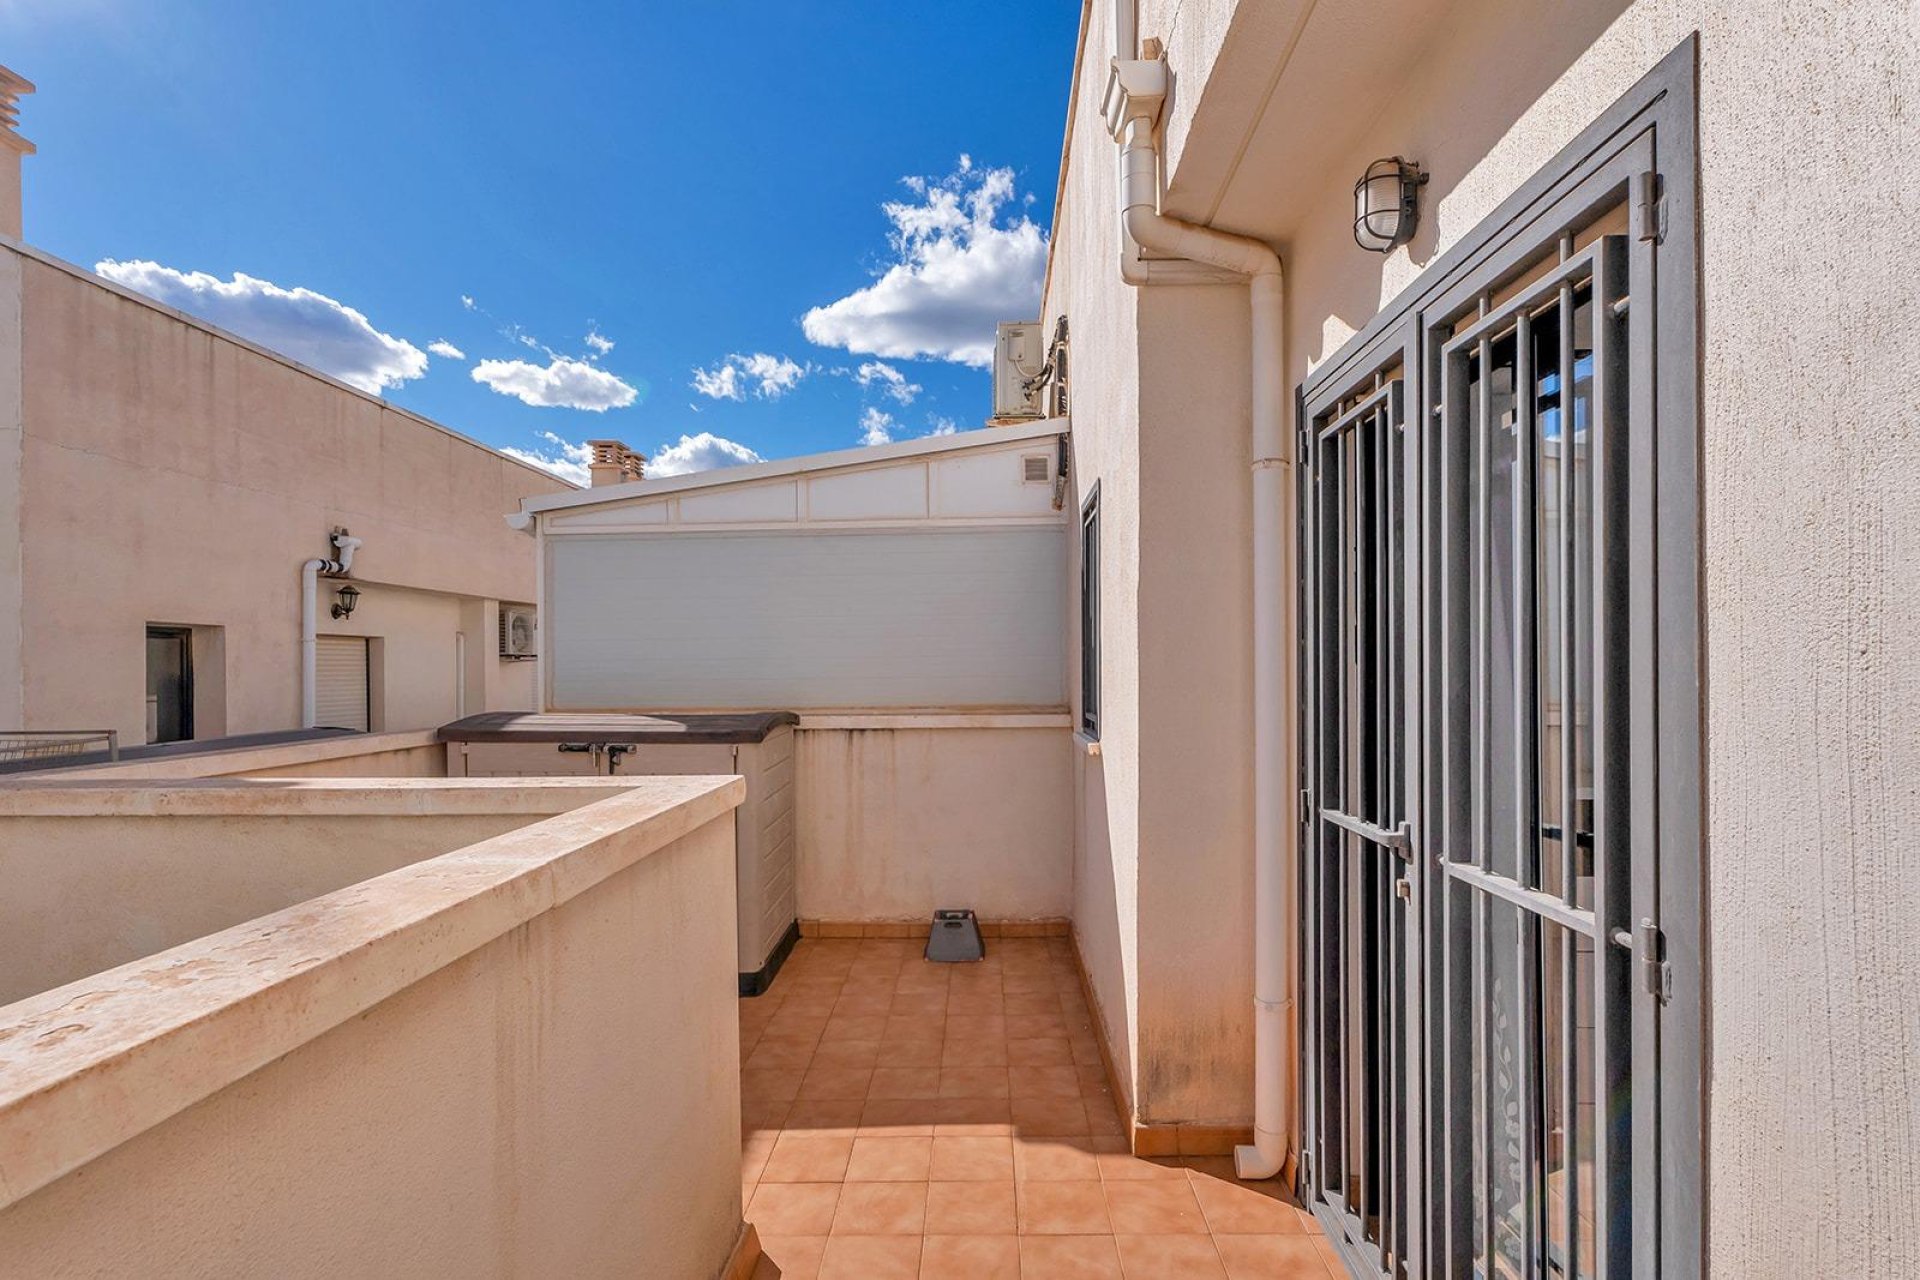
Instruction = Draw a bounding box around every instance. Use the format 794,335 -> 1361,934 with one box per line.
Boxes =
1050,0 -> 1919,1271
0,241 -> 565,743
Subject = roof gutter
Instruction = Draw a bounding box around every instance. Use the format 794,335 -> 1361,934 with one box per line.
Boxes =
1103,3 -> 1296,1185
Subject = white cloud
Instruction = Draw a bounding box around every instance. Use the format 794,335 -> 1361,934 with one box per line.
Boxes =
690,362 -> 743,401
95,259 -> 427,394
471,355 -> 638,411
500,431 -> 592,486
585,329 -> 614,355
460,295 -> 477,310
926,416 -> 959,437
856,360 -> 921,405
427,339 -> 465,359
802,160 -> 1046,368
859,406 -> 896,447
691,351 -> 807,400
650,431 -> 766,477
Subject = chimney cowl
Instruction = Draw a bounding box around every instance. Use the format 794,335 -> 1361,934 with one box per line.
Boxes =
586,439 -> 646,487
0,66 -> 33,242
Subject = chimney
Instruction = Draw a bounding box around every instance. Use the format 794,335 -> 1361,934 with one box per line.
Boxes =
587,439 -> 646,487
0,68 -> 33,241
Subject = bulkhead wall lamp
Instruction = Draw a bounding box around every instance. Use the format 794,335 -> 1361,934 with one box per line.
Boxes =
1354,156 -> 1428,252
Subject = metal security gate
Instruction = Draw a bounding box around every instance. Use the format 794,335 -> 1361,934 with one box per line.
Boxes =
1300,372 -> 1415,1277
1426,233 -> 1631,1280
1298,42 -> 1702,1280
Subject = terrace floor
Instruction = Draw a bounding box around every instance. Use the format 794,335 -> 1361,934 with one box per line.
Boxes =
739,935 -> 1341,1279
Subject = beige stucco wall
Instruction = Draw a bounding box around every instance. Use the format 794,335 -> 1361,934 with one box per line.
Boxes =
1049,0 -> 1920,1270
0,243 -> 559,744
796,723 -> 1074,923
0,802 -> 744,1278
0,811 -> 533,1006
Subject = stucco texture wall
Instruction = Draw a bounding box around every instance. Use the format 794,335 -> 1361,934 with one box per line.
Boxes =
1044,0 -> 1145,1119
0,811 -> 531,1006
1,249 -> 559,743
796,725 -> 1074,923
1066,0 -> 1920,1270
0,815 -> 744,1279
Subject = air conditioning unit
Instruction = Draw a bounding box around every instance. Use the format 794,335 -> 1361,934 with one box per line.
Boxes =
992,320 -> 1045,421
499,607 -> 537,659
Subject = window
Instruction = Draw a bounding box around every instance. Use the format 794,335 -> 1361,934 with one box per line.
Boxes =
1079,484 -> 1100,738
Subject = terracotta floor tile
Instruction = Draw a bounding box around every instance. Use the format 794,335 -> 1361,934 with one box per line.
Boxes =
767,1010 -> 832,1040
1112,1234 -> 1227,1278
762,1134 -> 855,1184
945,993 -> 1007,1017
1185,1170 -> 1304,1234
743,1068 -> 805,1104
933,1097 -> 1013,1135
919,1234 -> 1021,1278
832,1181 -> 929,1235
748,1182 -> 842,1235
870,1067 -> 944,1100
947,1014 -> 1008,1042
1007,1013 -> 1069,1039
1005,990 -> 1063,1015
859,1098 -> 940,1136
1019,1234 -> 1125,1278
883,1016 -> 947,1045
811,1039 -> 881,1070
1009,1037 -> 1075,1066
929,1135 -> 1015,1181
941,1038 -> 1010,1068
756,1234 -> 827,1280
745,1036 -> 821,1071
924,1180 -> 1017,1234
1096,1154 -> 1186,1182
939,1066 -> 1012,1099
822,1014 -> 890,1043
797,1066 -> 874,1101
1016,1137 -> 1102,1182
877,1038 -> 946,1069
890,994 -> 948,1018
818,1235 -> 922,1280
1070,1036 -> 1107,1066
742,1098 -> 792,1136
1012,1096 -> 1091,1136
1211,1234 -> 1331,1279
846,1136 -> 934,1182
1018,1180 -> 1113,1235
832,994 -> 894,1017
1012,1065 -> 1086,1099
1102,1181 -> 1209,1235
783,1098 -> 866,1137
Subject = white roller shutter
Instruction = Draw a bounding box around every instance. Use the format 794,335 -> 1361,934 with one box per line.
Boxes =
549,527 -> 1065,710
314,635 -> 370,731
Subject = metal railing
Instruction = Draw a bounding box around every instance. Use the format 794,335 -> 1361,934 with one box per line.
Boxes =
0,730 -> 121,765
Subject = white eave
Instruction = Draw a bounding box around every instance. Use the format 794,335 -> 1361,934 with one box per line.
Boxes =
510,417 -> 1069,526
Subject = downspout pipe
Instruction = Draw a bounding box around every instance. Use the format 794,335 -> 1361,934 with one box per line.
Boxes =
1105,43 -> 1295,1184
300,531 -> 363,728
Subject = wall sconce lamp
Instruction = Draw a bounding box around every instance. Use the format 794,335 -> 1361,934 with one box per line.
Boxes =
1353,157 -> 1428,252
331,582 -> 361,620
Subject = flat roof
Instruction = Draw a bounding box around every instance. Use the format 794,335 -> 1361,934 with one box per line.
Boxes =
512,416 -> 1069,520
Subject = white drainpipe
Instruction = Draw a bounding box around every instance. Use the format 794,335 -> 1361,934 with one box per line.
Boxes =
300,531 -> 363,727
1103,9 -> 1295,1183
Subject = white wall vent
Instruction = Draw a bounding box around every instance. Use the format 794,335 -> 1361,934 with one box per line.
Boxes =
1022,454 -> 1053,484
499,606 -> 537,659
992,321 -> 1045,421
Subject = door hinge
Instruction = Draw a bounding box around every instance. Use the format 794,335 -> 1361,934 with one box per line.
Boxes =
1637,171 -> 1667,244
1613,918 -> 1671,1003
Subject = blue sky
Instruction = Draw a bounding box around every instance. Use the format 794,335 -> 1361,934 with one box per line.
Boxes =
2,0 -> 1080,479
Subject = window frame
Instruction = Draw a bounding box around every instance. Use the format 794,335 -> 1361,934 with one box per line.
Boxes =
1079,482 -> 1101,739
